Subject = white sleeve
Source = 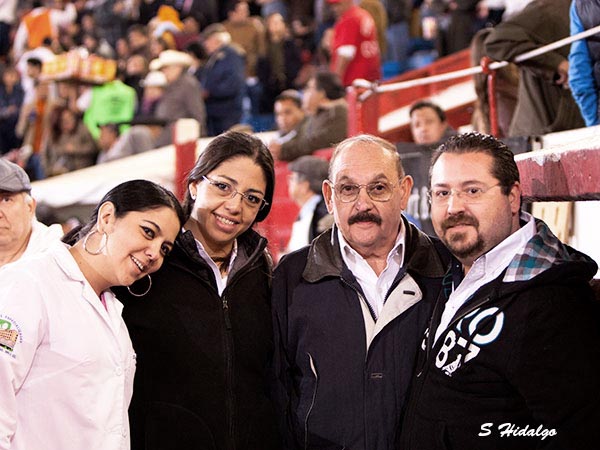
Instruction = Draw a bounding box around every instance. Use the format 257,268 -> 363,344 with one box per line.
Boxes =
76,88 -> 92,112
0,272 -> 46,449
336,44 -> 357,60
12,22 -> 27,61
50,3 -> 76,29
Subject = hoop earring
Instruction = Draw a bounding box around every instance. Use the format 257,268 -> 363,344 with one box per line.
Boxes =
83,229 -> 108,255
127,274 -> 152,297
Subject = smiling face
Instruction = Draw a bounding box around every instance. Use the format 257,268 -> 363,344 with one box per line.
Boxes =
430,151 -> 521,270
324,141 -> 412,258
98,205 -> 180,288
187,156 -> 267,257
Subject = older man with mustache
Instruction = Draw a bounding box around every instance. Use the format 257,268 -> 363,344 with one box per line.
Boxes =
271,134 -> 451,450
400,132 -> 600,449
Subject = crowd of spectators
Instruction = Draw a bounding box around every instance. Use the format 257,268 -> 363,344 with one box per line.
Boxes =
0,1 -> 507,180
0,0 -> 596,189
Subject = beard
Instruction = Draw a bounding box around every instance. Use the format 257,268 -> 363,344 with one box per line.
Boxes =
439,212 -> 485,260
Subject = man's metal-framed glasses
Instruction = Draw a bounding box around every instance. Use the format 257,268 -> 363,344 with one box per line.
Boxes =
427,183 -> 503,206
328,180 -> 398,203
202,176 -> 269,210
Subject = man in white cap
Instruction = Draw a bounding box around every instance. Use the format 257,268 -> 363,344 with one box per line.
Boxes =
0,159 -> 63,268
139,70 -> 168,116
151,49 -> 206,145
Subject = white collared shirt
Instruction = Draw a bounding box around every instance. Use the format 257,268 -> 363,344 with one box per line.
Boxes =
433,212 -> 536,343
285,194 -> 322,253
337,224 -> 405,319
21,219 -> 64,260
192,234 -> 238,296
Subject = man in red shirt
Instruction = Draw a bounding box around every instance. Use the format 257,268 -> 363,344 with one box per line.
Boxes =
328,0 -> 381,86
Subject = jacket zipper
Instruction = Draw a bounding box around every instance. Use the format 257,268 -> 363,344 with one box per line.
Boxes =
340,277 -> 373,448
223,296 -> 232,330
172,235 -> 267,450
219,258 -> 265,450
221,293 -> 236,450
304,353 -> 319,450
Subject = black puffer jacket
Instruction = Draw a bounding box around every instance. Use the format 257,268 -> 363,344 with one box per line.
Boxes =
118,228 -> 281,450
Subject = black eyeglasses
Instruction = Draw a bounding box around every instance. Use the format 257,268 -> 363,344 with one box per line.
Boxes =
327,180 -> 398,203
202,176 -> 269,210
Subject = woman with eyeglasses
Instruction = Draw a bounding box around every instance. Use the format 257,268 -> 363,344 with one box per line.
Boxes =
118,131 -> 280,450
0,180 -> 184,450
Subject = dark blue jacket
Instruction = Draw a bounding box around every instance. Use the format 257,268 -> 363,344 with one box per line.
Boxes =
0,82 -> 24,153
272,218 -> 450,450
199,44 -> 246,120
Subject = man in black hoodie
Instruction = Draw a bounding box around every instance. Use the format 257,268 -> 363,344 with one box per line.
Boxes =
400,132 -> 600,449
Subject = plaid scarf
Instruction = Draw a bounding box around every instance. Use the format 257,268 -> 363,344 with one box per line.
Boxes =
504,218 -> 575,282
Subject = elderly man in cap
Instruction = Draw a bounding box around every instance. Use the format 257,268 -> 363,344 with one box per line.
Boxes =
0,159 -> 62,268
152,49 -> 206,145
284,155 -> 332,253
199,23 -> 246,136
138,70 -> 168,117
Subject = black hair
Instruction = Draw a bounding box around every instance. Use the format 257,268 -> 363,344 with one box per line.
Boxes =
26,58 -> 43,69
62,180 -> 185,245
183,131 -> 275,223
185,41 -> 207,60
226,0 -> 246,14
313,70 -> 345,100
98,122 -> 120,136
429,132 -> 520,195
275,90 -> 302,108
409,100 -> 446,122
